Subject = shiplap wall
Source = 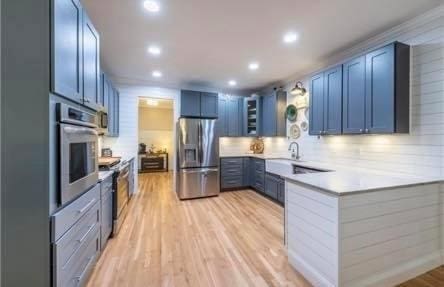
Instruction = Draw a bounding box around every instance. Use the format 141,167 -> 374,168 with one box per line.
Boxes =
221,6 -> 444,178
103,86 -> 181,190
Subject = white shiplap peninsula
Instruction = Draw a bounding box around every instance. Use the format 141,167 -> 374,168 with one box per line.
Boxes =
267,159 -> 443,287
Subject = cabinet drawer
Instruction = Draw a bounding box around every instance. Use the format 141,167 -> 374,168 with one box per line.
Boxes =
52,184 -> 100,242
221,158 -> 243,167
53,200 -> 99,270
221,166 -> 243,176
252,159 -> 265,172
100,191 -> 113,250
254,180 -> 264,192
53,224 -> 100,287
100,176 -> 113,198
221,175 -> 243,189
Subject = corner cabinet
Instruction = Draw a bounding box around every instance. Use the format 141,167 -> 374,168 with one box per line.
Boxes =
261,90 -> 287,137
244,95 -> 262,136
310,42 -> 410,135
309,65 -> 343,135
51,0 -> 102,111
180,90 -> 218,118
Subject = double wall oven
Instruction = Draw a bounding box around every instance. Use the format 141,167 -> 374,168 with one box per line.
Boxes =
58,103 -> 99,206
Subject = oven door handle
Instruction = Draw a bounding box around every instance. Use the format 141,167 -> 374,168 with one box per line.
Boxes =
63,125 -> 98,136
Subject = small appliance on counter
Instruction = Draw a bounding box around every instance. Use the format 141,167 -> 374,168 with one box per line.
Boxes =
102,147 -> 113,157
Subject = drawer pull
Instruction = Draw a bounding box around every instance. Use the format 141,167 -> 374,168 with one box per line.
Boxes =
75,256 -> 94,282
77,199 -> 95,214
77,224 -> 95,244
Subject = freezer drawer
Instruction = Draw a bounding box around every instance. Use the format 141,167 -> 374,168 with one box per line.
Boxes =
177,168 -> 220,199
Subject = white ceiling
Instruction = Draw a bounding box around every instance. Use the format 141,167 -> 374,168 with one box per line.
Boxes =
83,0 -> 442,92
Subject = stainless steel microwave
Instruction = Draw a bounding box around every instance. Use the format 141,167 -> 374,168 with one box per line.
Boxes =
57,103 -> 99,205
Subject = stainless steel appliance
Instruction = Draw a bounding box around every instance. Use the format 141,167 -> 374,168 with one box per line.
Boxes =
97,111 -> 108,134
58,103 -> 99,205
176,118 -> 219,199
113,162 -> 130,235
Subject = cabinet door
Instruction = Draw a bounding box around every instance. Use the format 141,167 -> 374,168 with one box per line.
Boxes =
265,173 -> 279,200
114,90 -> 120,136
261,95 -> 277,137
365,44 -> 395,133
216,95 -> 228,137
309,73 -> 324,135
228,96 -> 242,136
244,97 -> 261,136
343,56 -> 366,134
52,0 -> 83,103
323,65 -> 343,135
107,84 -> 115,136
180,90 -> 201,117
242,158 -> 250,186
201,92 -> 218,118
101,72 -> 110,111
82,12 -> 100,110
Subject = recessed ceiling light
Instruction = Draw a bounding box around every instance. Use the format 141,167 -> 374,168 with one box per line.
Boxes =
147,45 -> 162,56
228,80 -> 237,87
283,32 -> 299,44
143,0 -> 160,13
248,62 -> 260,71
152,71 -> 163,78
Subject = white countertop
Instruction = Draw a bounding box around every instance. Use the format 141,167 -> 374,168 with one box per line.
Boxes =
266,159 -> 442,196
220,154 -> 442,195
98,171 -> 114,182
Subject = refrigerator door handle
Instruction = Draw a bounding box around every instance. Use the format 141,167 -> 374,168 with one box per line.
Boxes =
198,121 -> 203,165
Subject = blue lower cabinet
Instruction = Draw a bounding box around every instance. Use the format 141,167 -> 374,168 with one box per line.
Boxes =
265,173 -> 279,200
51,184 -> 101,287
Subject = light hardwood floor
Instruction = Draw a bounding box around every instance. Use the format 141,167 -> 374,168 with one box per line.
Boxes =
87,172 -> 444,287
87,172 -> 311,287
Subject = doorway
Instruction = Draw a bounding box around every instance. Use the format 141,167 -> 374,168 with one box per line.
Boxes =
138,97 -> 174,173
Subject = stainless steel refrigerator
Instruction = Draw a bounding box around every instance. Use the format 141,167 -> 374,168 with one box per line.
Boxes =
176,118 -> 219,199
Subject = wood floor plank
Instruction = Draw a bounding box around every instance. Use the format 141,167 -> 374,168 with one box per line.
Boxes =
87,172 -> 311,287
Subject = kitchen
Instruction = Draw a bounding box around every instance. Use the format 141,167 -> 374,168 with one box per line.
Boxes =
2,1 -> 444,287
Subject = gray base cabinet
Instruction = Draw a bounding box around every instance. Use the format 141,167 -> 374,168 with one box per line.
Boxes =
221,157 -> 283,206
100,175 -> 113,250
51,184 -> 101,287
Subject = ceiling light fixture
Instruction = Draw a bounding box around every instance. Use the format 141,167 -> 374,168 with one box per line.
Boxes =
152,70 -> 163,78
228,80 -> 237,87
146,99 -> 159,106
143,0 -> 160,13
248,62 -> 260,71
147,45 -> 162,56
283,32 -> 299,44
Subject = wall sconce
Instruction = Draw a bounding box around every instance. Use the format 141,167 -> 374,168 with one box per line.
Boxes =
290,81 -> 306,96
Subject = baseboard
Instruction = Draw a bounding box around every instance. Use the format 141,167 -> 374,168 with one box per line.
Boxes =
343,252 -> 442,287
288,249 -> 336,287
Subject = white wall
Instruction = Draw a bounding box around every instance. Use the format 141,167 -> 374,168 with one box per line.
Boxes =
221,6 -> 444,178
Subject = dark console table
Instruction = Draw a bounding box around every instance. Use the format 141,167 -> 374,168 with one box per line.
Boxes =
139,152 -> 168,173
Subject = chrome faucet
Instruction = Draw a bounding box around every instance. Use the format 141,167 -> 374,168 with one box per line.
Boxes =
288,142 -> 301,161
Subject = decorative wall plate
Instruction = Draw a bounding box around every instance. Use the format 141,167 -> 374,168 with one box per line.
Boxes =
286,105 -> 297,122
294,94 -> 309,109
300,121 -> 308,131
289,124 -> 301,139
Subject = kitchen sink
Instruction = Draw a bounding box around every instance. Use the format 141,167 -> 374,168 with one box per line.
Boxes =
292,165 -> 331,174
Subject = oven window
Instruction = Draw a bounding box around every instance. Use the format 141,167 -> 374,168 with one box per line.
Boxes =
69,142 -> 96,183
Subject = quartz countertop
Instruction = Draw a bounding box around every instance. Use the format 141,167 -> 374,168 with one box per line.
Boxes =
265,158 -> 442,196
98,171 -> 114,182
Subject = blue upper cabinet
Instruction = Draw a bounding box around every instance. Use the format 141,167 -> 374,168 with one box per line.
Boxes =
323,65 -> 343,135
244,95 -> 261,136
201,92 -> 218,118
216,95 -> 228,136
82,11 -> 101,111
343,56 -> 366,134
227,96 -> 243,136
180,90 -> 219,118
52,0 -> 83,104
309,42 -> 409,136
181,90 -> 201,117
309,73 -> 325,135
262,90 -> 287,137
365,43 -> 410,134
